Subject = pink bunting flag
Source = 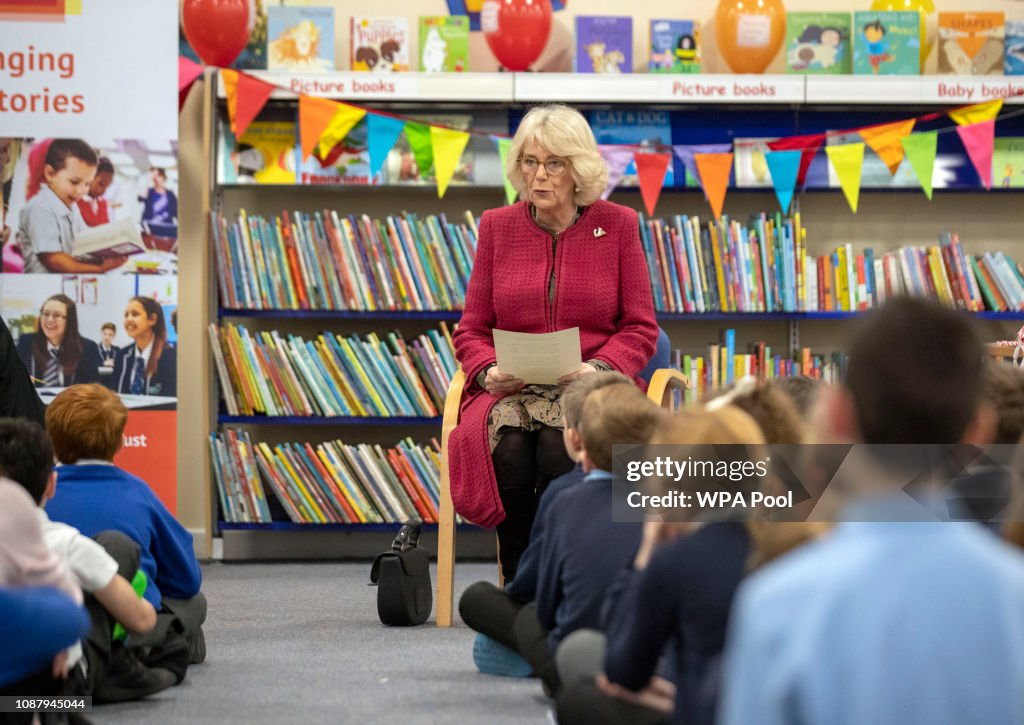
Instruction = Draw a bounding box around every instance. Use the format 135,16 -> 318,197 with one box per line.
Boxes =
178,56 -> 203,110
957,119 -> 996,190
600,145 -> 635,200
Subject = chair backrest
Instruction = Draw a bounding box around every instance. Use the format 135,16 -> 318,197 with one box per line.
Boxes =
639,328 -> 672,384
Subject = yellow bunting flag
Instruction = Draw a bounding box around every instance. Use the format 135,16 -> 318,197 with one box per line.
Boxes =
693,153 -> 733,221
431,126 -> 471,199
949,99 -> 1003,127
221,68 -> 240,134
497,137 -> 517,205
317,104 -> 367,158
826,143 -> 865,214
298,95 -> 343,161
858,119 -> 915,175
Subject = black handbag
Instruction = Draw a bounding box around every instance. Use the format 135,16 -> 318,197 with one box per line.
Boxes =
369,521 -> 432,626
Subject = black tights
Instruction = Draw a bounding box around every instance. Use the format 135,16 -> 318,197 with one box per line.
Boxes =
492,425 -> 574,580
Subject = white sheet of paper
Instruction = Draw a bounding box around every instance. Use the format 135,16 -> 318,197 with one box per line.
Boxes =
493,327 -> 582,385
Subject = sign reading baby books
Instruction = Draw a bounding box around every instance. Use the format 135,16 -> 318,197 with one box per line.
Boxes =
0,0 -> 180,511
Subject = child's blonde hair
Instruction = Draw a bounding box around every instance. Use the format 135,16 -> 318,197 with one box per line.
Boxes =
578,383 -> 663,472
561,371 -> 632,430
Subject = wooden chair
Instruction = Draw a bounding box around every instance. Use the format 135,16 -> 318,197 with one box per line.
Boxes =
434,362 -> 689,627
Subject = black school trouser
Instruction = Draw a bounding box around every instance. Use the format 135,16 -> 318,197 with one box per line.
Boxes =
492,426 -> 573,581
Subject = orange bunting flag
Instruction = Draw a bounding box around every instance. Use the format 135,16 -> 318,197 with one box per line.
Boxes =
949,99 -> 1003,127
220,68 -> 239,134
430,126 -> 470,199
299,94 -> 343,161
316,104 -> 367,158
235,73 -> 277,139
634,153 -> 672,216
858,119 -> 915,175
694,153 -> 733,221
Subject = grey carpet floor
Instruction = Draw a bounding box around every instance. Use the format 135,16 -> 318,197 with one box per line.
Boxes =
92,562 -> 552,725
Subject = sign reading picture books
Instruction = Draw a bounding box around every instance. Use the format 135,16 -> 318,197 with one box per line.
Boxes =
0,0 -> 179,511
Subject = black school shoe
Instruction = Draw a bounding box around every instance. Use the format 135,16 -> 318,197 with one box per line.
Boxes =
92,646 -> 176,704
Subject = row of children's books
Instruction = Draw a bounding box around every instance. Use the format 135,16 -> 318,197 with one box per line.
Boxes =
640,213 -> 1024,313
211,210 -> 478,311
211,429 -> 442,524
675,331 -> 848,404
208,322 -> 457,418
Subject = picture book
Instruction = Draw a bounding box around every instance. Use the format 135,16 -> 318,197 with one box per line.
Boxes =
853,11 -> 920,75
575,16 -> 633,73
993,138 -> 1024,188
938,13 -> 1005,75
589,110 -> 673,187
385,115 -> 475,186
266,6 -> 335,71
1007,21 -> 1024,75
295,118 -> 375,186
785,12 -> 851,74
649,19 -> 700,73
418,16 -> 469,72
350,17 -> 410,72
222,121 -> 297,185
733,138 -> 779,188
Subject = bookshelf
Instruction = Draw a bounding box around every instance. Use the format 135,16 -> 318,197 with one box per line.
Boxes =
184,71 -> 1024,560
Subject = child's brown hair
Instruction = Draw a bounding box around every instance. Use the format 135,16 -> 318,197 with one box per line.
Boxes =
561,370 -> 632,430
578,383 -> 663,472
46,384 -> 127,463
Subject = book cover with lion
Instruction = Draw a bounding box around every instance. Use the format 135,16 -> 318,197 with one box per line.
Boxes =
267,6 -> 335,71
939,12 -> 1004,75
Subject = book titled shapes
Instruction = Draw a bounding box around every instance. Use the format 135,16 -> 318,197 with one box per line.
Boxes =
853,11 -> 920,75
589,110 -> 672,187
418,16 -> 469,72
267,6 -> 335,71
785,12 -> 851,74
575,16 -> 632,73
649,19 -> 700,73
993,138 -> 1024,188
351,16 -> 409,72
939,13 -> 1004,75
1007,21 -> 1024,75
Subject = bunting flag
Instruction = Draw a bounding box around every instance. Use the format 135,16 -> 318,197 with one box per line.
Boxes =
634,153 -> 672,216
858,119 -> 916,175
431,126 -> 470,198
826,143 -> 865,214
673,143 -> 731,195
764,150 -> 801,213
767,133 -> 825,188
497,137 -> 517,205
957,120 -> 996,190
599,145 -> 635,200
405,122 -> 434,178
235,72 -> 278,139
178,55 -> 203,111
220,68 -> 239,134
316,104 -> 367,158
949,99 -> 1003,127
367,113 -> 405,181
694,153 -> 733,220
900,131 -> 938,200
299,94 -> 342,161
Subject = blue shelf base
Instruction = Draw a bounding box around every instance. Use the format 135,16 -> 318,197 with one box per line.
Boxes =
219,415 -> 441,426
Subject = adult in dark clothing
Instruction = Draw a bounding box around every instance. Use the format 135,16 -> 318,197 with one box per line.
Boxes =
16,294 -> 102,389
0,314 -> 46,426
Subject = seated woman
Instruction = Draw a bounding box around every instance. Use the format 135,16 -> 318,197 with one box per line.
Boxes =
16,294 -> 102,387
110,296 -> 176,397
449,104 -> 658,580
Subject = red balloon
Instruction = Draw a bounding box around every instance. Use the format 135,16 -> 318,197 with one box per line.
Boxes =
483,0 -> 553,72
182,0 -> 253,67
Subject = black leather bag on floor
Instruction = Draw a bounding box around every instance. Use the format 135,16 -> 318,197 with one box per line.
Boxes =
369,521 -> 432,626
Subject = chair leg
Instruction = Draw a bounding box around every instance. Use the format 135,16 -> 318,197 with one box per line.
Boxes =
436,464 -> 456,627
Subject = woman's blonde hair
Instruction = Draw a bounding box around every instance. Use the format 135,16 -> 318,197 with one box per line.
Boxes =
506,104 -> 608,207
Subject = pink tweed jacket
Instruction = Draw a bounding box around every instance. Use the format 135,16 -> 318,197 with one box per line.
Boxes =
449,200 -> 658,528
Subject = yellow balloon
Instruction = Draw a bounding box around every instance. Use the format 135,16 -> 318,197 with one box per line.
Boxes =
869,0 -> 936,67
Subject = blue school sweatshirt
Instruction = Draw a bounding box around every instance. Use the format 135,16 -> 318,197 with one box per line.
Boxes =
0,586 -> 90,687
535,469 -> 642,651
45,464 -> 202,608
505,463 -> 585,604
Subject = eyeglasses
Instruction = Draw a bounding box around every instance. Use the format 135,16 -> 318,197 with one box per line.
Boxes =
40,312 -> 67,321
519,156 -> 569,176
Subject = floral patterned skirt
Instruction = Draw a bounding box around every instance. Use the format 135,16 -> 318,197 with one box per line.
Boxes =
487,384 -> 564,452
